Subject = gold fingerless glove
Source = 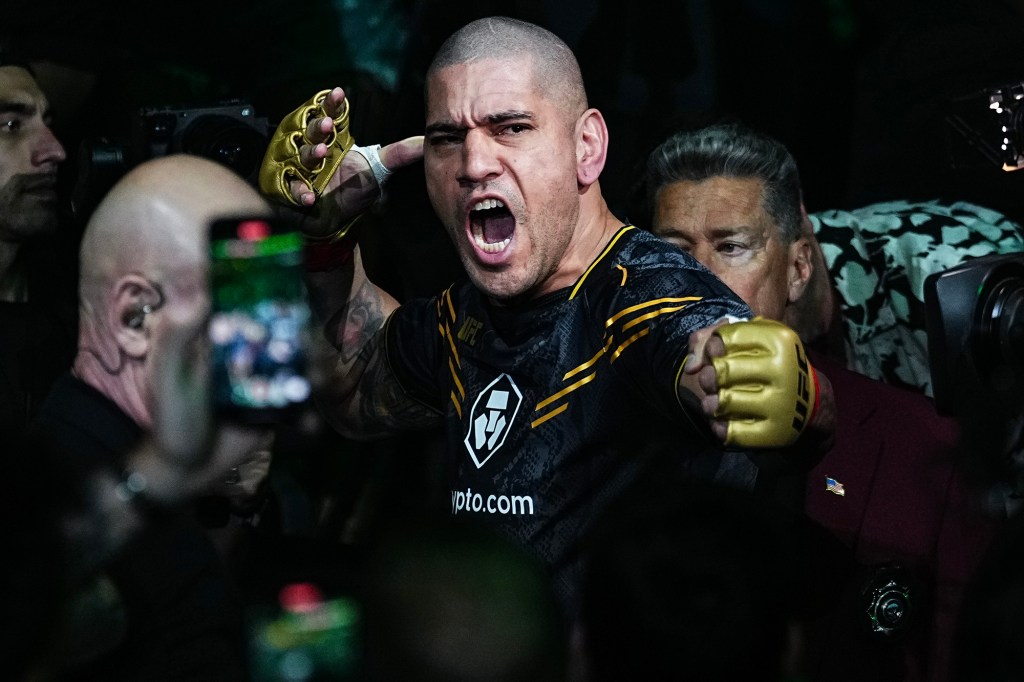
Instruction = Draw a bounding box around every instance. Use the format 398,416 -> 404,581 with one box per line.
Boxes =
712,317 -> 818,448
259,90 -> 355,209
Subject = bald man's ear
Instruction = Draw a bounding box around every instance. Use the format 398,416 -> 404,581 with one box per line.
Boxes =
113,274 -> 160,359
575,108 -> 608,189
787,237 -> 813,304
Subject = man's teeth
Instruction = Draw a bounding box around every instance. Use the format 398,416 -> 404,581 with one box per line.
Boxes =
470,198 -> 505,211
469,198 -> 511,252
474,233 -> 512,253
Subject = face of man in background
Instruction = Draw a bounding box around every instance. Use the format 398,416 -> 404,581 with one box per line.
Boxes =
0,65 -> 66,243
652,175 -> 806,321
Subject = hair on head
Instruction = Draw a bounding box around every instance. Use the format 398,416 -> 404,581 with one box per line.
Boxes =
640,123 -> 804,242
426,16 -> 587,117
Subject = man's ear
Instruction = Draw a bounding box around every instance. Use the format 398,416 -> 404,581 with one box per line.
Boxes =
787,237 -> 813,304
576,108 -> 608,188
112,274 -> 160,359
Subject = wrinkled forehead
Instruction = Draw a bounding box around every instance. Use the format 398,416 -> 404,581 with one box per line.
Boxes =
657,176 -> 773,229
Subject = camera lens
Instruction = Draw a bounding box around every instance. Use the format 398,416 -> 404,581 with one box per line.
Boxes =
178,115 -> 269,183
993,282 -> 1024,367
977,265 -> 1024,400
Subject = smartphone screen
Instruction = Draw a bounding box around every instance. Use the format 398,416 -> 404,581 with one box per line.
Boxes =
208,216 -> 312,423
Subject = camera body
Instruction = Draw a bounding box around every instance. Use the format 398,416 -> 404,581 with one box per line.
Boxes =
925,252 -> 1024,503
925,252 -> 1024,418
129,100 -> 272,184
75,99 -> 272,220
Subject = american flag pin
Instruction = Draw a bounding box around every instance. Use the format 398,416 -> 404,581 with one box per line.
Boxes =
825,476 -> 846,497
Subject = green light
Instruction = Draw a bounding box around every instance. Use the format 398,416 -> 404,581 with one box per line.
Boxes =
211,232 -> 303,259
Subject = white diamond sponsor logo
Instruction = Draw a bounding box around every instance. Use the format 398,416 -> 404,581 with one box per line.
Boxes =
464,373 -> 522,468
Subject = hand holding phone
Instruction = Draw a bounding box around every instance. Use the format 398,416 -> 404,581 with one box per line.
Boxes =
208,216 -> 313,424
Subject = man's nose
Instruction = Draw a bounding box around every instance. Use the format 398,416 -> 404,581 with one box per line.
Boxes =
458,131 -> 501,186
32,124 -> 66,167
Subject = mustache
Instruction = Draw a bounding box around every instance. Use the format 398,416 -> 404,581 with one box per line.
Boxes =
9,172 -> 59,193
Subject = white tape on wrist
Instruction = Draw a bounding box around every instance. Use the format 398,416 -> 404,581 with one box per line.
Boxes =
350,143 -> 392,190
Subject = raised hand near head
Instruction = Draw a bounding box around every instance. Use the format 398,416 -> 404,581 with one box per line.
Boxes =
259,87 -> 424,238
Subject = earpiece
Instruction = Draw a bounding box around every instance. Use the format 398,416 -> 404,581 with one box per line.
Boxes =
124,304 -> 153,329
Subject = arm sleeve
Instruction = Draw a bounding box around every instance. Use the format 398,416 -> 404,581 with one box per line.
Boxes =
603,263 -> 752,417
383,296 -> 447,414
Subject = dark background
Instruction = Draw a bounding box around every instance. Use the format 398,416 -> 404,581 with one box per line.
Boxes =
6,0 -> 1024,630
8,0 -> 1024,299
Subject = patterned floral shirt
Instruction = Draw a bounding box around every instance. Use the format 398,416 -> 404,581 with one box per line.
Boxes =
810,199 -> 1024,396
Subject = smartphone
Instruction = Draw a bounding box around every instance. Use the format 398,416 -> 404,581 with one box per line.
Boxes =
208,216 -> 313,423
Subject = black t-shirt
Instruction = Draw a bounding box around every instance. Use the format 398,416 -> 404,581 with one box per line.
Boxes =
0,242 -> 78,443
386,226 -> 754,608
30,375 -> 246,680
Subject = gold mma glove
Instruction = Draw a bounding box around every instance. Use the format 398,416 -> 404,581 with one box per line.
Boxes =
712,317 -> 819,448
259,89 -> 355,209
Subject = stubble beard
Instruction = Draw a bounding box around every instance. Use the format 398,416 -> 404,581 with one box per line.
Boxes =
0,177 -> 61,242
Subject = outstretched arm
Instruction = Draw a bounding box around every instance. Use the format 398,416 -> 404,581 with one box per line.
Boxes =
259,87 -> 437,438
680,317 -> 836,469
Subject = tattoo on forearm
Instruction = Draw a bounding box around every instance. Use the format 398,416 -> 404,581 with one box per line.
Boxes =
323,280 -> 439,435
333,280 -> 387,364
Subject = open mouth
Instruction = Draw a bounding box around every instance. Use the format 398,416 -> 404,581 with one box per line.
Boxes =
469,198 -> 515,254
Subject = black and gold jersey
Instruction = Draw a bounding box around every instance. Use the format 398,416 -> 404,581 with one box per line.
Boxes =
385,225 -> 753,607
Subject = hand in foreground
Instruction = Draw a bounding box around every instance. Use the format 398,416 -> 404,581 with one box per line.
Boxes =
684,317 -> 834,450
259,86 -> 423,237
204,431 -> 274,515
122,293 -> 269,506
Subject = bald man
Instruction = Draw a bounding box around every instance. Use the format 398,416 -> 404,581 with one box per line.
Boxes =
27,155 -> 274,679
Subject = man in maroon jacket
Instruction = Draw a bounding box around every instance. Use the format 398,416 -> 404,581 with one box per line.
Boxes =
640,121 -> 1001,682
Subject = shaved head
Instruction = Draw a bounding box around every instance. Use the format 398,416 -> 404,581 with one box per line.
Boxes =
75,154 -> 270,426
426,16 -> 587,119
80,155 -> 269,304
